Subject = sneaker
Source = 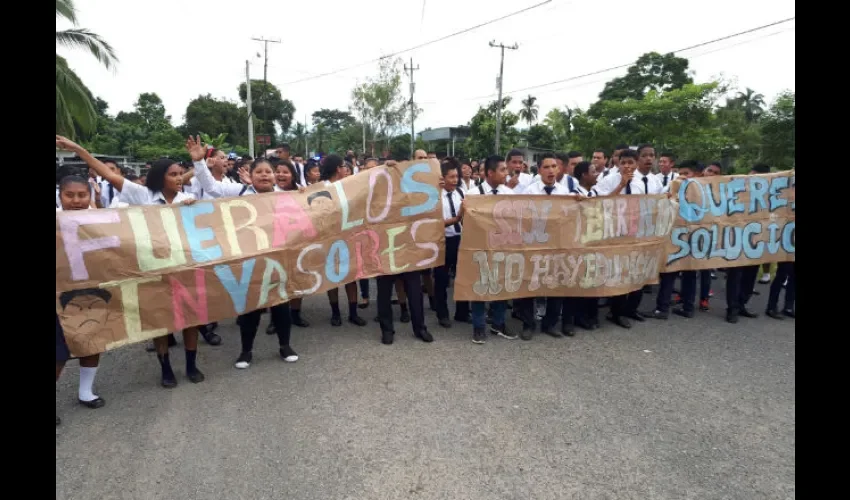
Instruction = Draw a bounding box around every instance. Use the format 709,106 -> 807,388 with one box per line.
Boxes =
331,313 -> 342,326
759,273 -> 771,284
280,346 -> 299,363
535,304 -> 546,321
699,299 -> 710,312
472,328 -> 487,344
234,352 -> 253,369
348,316 -> 367,327
266,323 -> 276,335
708,289 -> 714,298
490,324 -> 517,340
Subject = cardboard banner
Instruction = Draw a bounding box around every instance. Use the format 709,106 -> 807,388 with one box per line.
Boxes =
663,171 -> 795,272
55,160 -> 445,357
453,194 -> 677,301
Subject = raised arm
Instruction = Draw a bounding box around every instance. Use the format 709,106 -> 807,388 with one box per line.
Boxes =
56,136 -> 125,191
185,136 -> 245,198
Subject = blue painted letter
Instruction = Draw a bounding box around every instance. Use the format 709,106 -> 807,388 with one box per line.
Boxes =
181,202 -> 222,263
401,163 -> 439,217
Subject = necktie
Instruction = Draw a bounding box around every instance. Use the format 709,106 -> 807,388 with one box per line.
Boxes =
295,163 -> 302,184
625,178 -> 632,195
108,184 -> 114,204
544,185 -> 554,195
491,189 -> 498,195
663,175 -> 668,187
447,192 -> 461,233
642,176 -> 649,194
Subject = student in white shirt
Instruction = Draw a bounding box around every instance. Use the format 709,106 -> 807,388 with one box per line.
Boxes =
98,159 -> 123,208
275,143 -> 306,186
56,135 -> 206,389
595,146 -> 664,328
569,161 -> 600,198
655,151 -> 678,190
434,158 -> 470,329
504,149 -> 533,193
187,136 -> 300,369
458,161 -> 475,193
466,155 -> 517,344
55,175 -> 108,426
591,149 -> 609,179
523,153 -> 575,340
569,161 -> 604,330
601,143 -> 630,179
555,151 -> 583,192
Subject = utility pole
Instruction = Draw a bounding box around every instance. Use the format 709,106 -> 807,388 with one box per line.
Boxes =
404,58 -> 420,159
251,36 -> 281,147
489,41 -> 518,155
245,61 -> 255,158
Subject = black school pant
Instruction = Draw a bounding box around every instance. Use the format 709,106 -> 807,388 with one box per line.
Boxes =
238,303 -> 292,353
725,265 -> 759,313
611,290 -> 643,318
767,262 -> 796,312
654,272 -> 678,313
541,297 -> 576,330
377,271 -> 425,336
434,236 -> 469,320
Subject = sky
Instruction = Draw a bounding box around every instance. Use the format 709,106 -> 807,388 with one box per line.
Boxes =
59,0 -> 796,135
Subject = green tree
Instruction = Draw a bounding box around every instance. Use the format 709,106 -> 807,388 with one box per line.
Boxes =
525,124 -> 556,151
199,132 -> 231,150
184,94 -> 248,147
56,0 -> 118,138
596,52 -> 693,103
728,87 -> 767,123
543,107 -> 575,149
519,95 -> 539,127
350,58 -> 409,151
760,91 -> 795,170
238,80 -> 296,136
465,97 -> 521,158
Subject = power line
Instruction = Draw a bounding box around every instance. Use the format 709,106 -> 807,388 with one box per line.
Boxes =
460,16 -> 795,103
279,0 -> 553,86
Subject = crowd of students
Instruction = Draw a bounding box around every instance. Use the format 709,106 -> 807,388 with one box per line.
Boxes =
54,136 -> 795,425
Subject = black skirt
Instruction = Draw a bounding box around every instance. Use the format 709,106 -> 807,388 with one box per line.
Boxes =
56,314 -> 70,363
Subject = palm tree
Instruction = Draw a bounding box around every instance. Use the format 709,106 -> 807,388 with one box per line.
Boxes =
734,87 -> 766,123
56,0 -> 118,138
200,132 -> 231,150
519,95 -> 539,127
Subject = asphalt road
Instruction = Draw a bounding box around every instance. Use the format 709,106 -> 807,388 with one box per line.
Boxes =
56,277 -> 795,500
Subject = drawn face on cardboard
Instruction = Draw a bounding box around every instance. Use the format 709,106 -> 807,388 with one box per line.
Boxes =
59,289 -> 113,354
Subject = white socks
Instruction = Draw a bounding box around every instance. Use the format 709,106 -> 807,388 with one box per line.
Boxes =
78,367 -> 99,402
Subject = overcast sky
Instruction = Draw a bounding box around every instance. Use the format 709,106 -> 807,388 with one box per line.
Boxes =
59,0 -> 795,135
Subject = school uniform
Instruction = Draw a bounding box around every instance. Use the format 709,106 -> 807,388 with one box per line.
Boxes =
434,188 -> 470,324
465,181 -> 516,341
557,174 -> 580,193
99,180 -> 120,208
507,172 -> 533,194
725,264 -> 760,322
192,159 -> 296,364
55,186 -> 61,208
524,181 -> 575,337
596,171 -> 664,326
458,178 -> 475,194
767,262 -> 796,317
569,184 -> 602,328
655,171 -> 678,190
676,269 -> 713,316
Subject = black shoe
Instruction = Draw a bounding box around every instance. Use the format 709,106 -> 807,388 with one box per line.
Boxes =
207,322 -> 219,333
453,315 -> 471,323
766,309 -> 784,320
438,317 -> 452,328
627,312 -> 646,322
161,375 -> 178,389
234,352 -> 253,369
472,328 -> 487,344
739,308 -> 758,319
348,315 -> 367,327
725,310 -> 739,324
490,324 -> 517,340
783,309 -> 795,318
187,369 -> 205,384
673,308 -> 695,318
358,298 -> 369,309
642,310 -> 669,320
428,295 -> 436,311
292,315 -> 310,328
79,397 -> 105,409
607,313 -> 631,329
266,323 -> 276,335
201,330 -> 222,346
399,309 -> 411,323
561,324 -> 576,337
331,314 -> 342,327
373,315 -> 380,323
575,318 -> 594,331
381,331 -> 394,345
543,326 -> 563,338
416,329 -> 434,343
280,346 -> 299,362
520,327 -> 534,341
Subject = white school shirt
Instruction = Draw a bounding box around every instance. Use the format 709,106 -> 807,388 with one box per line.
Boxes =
458,178 -> 475,193
506,172 -> 533,193
55,187 -> 60,208
571,184 -> 599,197
465,180 -> 516,196
108,197 -> 129,209
600,166 -> 618,179
118,179 -> 196,206
184,173 -> 234,200
56,205 -> 93,212
655,171 -> 677,190
523,179 -> 571,195
191,160 -> 251,198
557,174 -> 579,193
100,180 -> 121,208
441,188 -> 465,238
594,170 -> 664,196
